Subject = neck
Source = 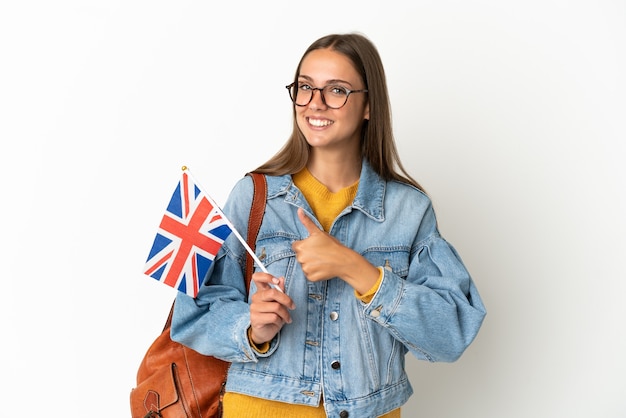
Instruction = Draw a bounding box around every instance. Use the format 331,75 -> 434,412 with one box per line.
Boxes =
307,151 -> 361,193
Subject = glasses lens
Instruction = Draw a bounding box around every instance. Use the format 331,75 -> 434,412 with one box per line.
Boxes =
323,85 -> 349,109
290,84 -> 311,106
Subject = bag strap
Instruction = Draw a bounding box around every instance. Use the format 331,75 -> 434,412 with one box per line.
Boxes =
244,172 -> 267,289
162,172 -> 267,330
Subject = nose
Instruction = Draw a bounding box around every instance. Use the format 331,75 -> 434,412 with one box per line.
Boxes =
308,88 -> 327,109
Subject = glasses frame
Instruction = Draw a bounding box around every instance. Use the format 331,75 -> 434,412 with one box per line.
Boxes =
286,82 -> 368,109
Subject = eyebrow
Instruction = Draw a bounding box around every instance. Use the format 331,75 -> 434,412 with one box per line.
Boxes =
298,75 -> 355,87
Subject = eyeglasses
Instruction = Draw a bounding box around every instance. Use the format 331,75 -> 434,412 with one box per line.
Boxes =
286,82 -> 368,109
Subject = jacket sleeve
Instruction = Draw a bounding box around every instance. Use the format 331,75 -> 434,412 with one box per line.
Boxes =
362,204 -> 487,362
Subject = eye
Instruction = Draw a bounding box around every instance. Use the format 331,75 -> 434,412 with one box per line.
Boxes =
327,85 -> 348,96
298,83 -> 313,92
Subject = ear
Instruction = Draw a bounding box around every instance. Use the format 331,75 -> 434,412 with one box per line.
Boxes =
364,102 -> 370,121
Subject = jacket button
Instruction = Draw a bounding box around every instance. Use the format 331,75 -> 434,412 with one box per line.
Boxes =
330,311 -> 338,321
331,360 -> 341,369
339,411 -> 349,418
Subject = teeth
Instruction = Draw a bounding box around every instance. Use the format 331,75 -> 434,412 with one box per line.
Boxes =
309,118 -> 333,127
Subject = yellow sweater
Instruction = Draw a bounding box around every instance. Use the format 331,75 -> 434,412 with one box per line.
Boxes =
223,168 -> 400,418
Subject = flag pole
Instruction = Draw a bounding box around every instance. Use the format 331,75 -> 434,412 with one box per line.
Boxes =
182,166 -> 282,291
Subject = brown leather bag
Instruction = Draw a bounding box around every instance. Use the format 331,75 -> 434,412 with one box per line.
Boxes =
130,173 -> 267,418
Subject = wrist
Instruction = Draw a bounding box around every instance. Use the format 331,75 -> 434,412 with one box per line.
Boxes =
340,249 -> 380,294
247,327 -> 270,354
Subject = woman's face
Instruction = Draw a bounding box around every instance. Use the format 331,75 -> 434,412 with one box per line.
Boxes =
295,48 -> 369,153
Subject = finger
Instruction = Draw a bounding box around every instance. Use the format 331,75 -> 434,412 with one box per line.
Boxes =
252,272 -> 278,290
252,275 -> 295,310
297,207 -> 321,235
272,277 -> 295,310
271,275 -> 286,293
250,301 -> 293,324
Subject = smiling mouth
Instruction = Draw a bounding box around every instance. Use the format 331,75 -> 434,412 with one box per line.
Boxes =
307,117 -> 333,127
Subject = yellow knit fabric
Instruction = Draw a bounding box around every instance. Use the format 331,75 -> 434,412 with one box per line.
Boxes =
224,169 -> 399,417
292,168 -> 359,232
224,392 -> 401,417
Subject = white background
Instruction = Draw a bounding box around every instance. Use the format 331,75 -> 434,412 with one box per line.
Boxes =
1,1 -> 625,417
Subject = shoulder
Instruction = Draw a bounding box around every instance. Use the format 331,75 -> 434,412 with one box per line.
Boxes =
386,179 -> 433,209
384,180 -> 440,238
225,175 -> 255,210
224,173 -> 293,214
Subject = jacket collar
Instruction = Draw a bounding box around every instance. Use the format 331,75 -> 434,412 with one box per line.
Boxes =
352,160 -> 386,222
265,160 -> 386,222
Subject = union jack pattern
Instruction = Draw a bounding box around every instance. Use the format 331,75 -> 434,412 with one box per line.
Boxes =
143,171 -> 232,297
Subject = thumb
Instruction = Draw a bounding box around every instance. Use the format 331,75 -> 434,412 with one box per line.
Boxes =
297,207 -> 321,235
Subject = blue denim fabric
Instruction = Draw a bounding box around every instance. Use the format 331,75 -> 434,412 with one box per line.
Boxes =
171,160 -> 486,418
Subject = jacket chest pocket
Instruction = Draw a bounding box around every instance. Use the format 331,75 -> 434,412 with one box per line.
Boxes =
255,234 -> 298,285
363,248 -> 410,278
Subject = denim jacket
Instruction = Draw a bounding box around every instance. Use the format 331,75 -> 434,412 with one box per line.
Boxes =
171,160 -> 486,418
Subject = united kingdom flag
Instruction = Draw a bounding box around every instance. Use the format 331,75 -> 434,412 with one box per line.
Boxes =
143,170 -> 232,297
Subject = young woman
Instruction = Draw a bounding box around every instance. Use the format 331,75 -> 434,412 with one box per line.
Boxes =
171,33 -> 486,418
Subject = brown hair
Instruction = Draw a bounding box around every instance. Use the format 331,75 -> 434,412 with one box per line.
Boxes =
254,33 -> 423,191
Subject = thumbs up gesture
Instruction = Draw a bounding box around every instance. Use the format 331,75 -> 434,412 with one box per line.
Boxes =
292,208 -> 379,294
291,208 -> 343,282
